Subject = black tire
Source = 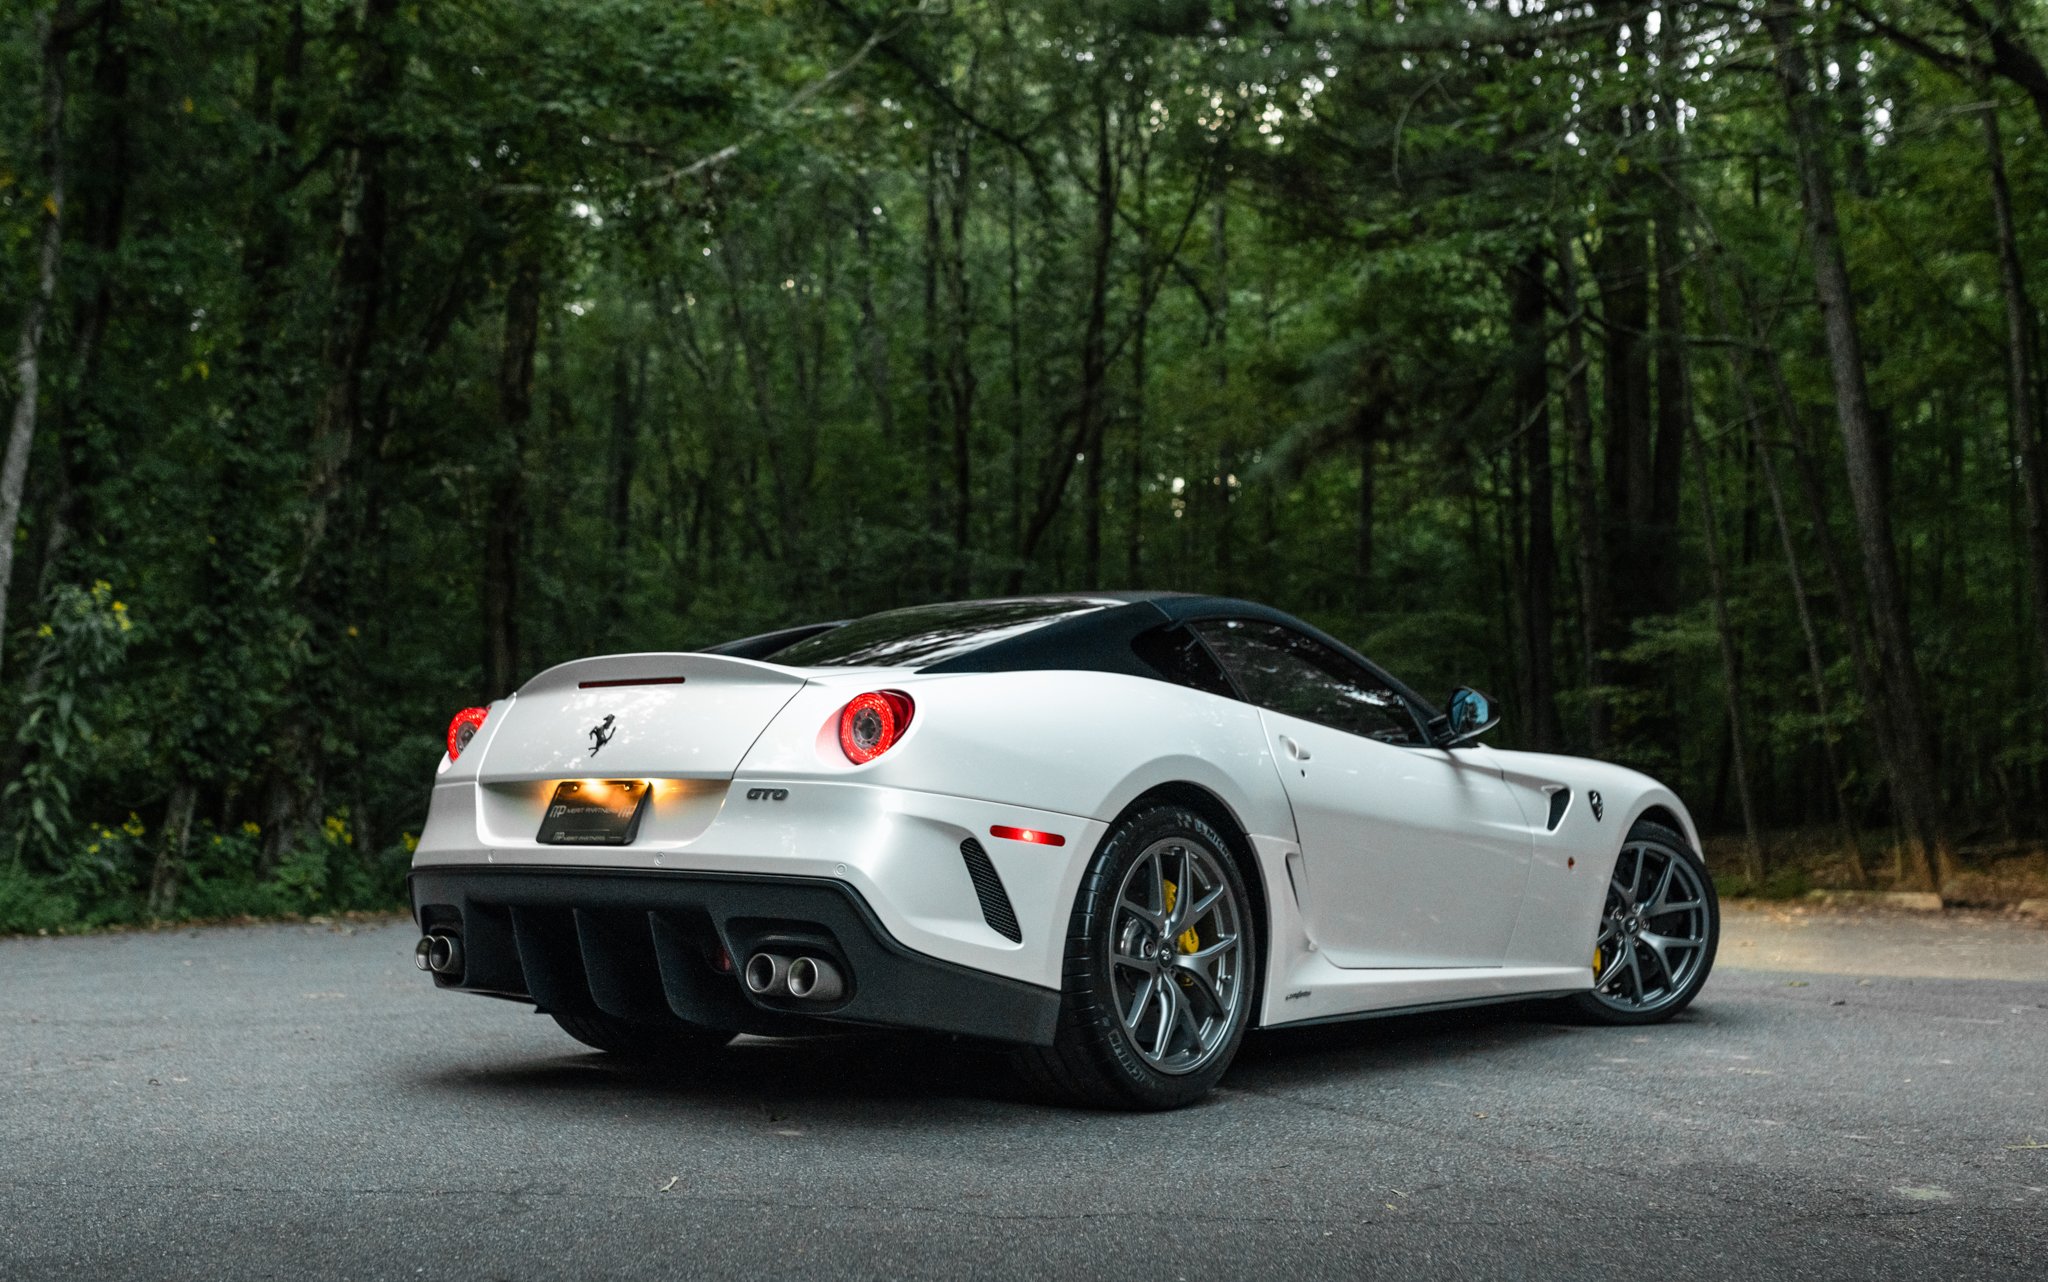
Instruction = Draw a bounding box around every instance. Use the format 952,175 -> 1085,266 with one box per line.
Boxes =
1016,804 -> 1258,1110
550,1011 -> 734,1059
1563,819 -> 1719,1025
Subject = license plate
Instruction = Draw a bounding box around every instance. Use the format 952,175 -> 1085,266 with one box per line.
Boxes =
536,780 -> 649,846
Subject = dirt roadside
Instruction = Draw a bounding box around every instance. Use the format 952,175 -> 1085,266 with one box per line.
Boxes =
1720,899 -> 2048,982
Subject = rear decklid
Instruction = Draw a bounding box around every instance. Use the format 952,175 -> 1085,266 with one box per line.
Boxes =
475,653 -> 808,782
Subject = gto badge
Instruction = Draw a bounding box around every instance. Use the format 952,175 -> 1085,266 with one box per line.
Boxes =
587,714 -> 617,757
746,787 -> 789,802
1589,790 -> 1604,822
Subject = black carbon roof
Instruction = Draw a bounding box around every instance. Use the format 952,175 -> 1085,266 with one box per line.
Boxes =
709,592 -> 1438,719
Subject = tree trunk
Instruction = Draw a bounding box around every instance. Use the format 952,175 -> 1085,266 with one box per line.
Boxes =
232,3 -> 309,385
851,193 -> 897,451
1510,247 -> 1561,749
147,784 -> 199,919
1210,174 -> 1233,594
1357,401 -> 1380,608
484,254 -> 541,696
1127,132 -> 1151,586
1684,381 -> 1764,880
1005,154 -> 1026,562
1004,106 -> 1122,593
35,0 -> 133,599
1557,236 -> 1610,749
1595,210 -> 1654,724
602,349 -> 642,622
296,0 -> 396,587
1706,268 -> 1866,879
1767,8 -> 1949,890
921,145 -> 945,583
0,4 -> 74,679
945,127 -> 975,596
1082,97 -> 1114,586
1983,102 -> 2048,699
1762,288 -> 1906,855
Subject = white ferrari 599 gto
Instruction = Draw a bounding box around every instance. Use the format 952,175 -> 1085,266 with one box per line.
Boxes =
410,593 -> 1718,1109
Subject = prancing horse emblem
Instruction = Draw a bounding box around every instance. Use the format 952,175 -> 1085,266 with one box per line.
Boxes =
587,715 -> 616,757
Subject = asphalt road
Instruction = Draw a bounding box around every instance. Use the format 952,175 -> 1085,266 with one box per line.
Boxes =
4,904 -> 2045,1281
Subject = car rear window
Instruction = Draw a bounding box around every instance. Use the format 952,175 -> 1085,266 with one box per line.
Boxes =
766,597 -> 1116,668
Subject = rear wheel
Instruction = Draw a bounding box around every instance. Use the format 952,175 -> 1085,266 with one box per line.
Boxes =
550,1011 -> 734,1059
1564,820 -> 1718,1024
1017,804 -> 1257,1110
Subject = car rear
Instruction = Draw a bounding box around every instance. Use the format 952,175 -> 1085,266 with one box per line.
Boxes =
406,599 -> 1153,1047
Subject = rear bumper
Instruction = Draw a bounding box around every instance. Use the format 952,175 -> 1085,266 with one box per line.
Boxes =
412,777 -> 1108,991
407,865 -> 1062,1046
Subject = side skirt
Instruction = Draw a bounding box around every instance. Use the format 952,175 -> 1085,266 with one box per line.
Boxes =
1261,988 -> 1582,1032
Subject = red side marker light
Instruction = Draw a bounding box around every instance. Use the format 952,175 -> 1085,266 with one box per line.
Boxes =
990,825 -> 1065,847
446,706 -> 489,761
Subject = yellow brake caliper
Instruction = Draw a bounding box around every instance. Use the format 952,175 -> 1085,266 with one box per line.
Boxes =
1161,880 -> 1201,984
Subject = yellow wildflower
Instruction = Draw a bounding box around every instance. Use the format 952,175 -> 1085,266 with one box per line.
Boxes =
241,821 -> 261,836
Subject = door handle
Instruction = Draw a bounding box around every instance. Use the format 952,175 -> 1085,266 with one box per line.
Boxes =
1279,735 -> 1311,762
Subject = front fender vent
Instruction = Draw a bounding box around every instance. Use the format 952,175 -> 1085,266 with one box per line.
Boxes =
959,838 -> 1023,943
1546,788 -> 1572,832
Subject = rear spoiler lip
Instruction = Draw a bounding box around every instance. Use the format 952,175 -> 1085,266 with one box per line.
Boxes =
515,651 -> 808,697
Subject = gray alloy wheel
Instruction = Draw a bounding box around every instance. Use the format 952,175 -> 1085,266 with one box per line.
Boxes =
1567,820 -> 1719,1024
1107,836 -> 1250,1076
1016,804 -> 1258,1110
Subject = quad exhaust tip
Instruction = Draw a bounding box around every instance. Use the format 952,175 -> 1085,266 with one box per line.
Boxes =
414,933 -> 463,976
786,956 -> 844,1003
744,951 -> 792,997
744,951 -> 844,1002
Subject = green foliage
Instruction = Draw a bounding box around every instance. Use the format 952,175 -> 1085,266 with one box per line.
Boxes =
4,581 -> 134,868
3,0 -> 2048,929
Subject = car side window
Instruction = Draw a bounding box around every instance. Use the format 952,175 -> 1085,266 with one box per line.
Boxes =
1131,625 -> 1238,699
1193,619 -> 1421,744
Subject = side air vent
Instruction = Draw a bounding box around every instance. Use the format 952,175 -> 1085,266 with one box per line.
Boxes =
1546,788 -> 1572,832
958,838 -> 1023,943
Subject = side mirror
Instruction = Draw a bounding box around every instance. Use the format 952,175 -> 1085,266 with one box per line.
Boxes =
1440,687 -> 1500,747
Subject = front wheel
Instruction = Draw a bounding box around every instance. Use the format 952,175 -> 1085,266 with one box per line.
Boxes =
1016,804 -> 1257,1110
1564,820 -> 1719,1024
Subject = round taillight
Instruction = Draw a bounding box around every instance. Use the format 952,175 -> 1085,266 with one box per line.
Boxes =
447,706 -> 490,760
838,691 -> 914,764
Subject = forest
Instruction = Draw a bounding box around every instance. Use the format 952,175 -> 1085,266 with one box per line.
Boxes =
3,0 -> 2047,930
